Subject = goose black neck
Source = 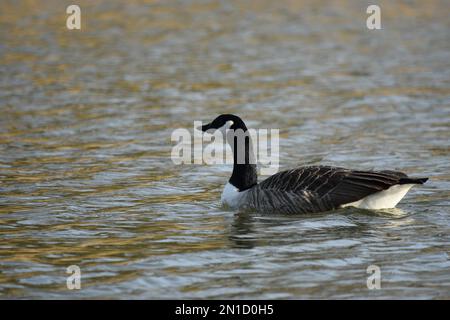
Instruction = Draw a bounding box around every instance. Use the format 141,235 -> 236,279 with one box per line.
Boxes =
229,133 -> 258,191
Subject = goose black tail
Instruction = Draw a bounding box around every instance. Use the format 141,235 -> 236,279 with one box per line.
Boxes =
399,177 -> 428,185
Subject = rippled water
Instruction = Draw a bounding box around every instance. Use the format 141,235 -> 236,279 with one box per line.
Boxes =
0,0 -> 449,299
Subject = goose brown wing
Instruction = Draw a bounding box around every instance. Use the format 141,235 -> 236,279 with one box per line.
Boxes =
258,166 -> 348,194
257,166 -> 409,211
323,169 -> 408,205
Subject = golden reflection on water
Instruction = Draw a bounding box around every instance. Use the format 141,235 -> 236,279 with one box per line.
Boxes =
0,0 -> 449,298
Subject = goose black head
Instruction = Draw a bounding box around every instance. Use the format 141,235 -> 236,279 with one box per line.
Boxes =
200,114 -> 257,191
200,114 -> 248,132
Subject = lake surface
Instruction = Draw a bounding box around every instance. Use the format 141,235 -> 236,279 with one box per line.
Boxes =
0,0 -> 449,299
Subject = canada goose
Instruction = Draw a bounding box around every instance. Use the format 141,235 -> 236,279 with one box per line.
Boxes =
200,114 -> 428,214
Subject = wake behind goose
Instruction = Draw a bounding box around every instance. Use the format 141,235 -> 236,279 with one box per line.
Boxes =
200,114 -> 428,214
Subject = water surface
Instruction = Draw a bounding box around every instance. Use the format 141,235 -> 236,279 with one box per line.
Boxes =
0,0 -> 449,299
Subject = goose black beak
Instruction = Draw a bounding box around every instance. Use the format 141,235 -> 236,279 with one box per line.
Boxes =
197,123 -> 212,132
